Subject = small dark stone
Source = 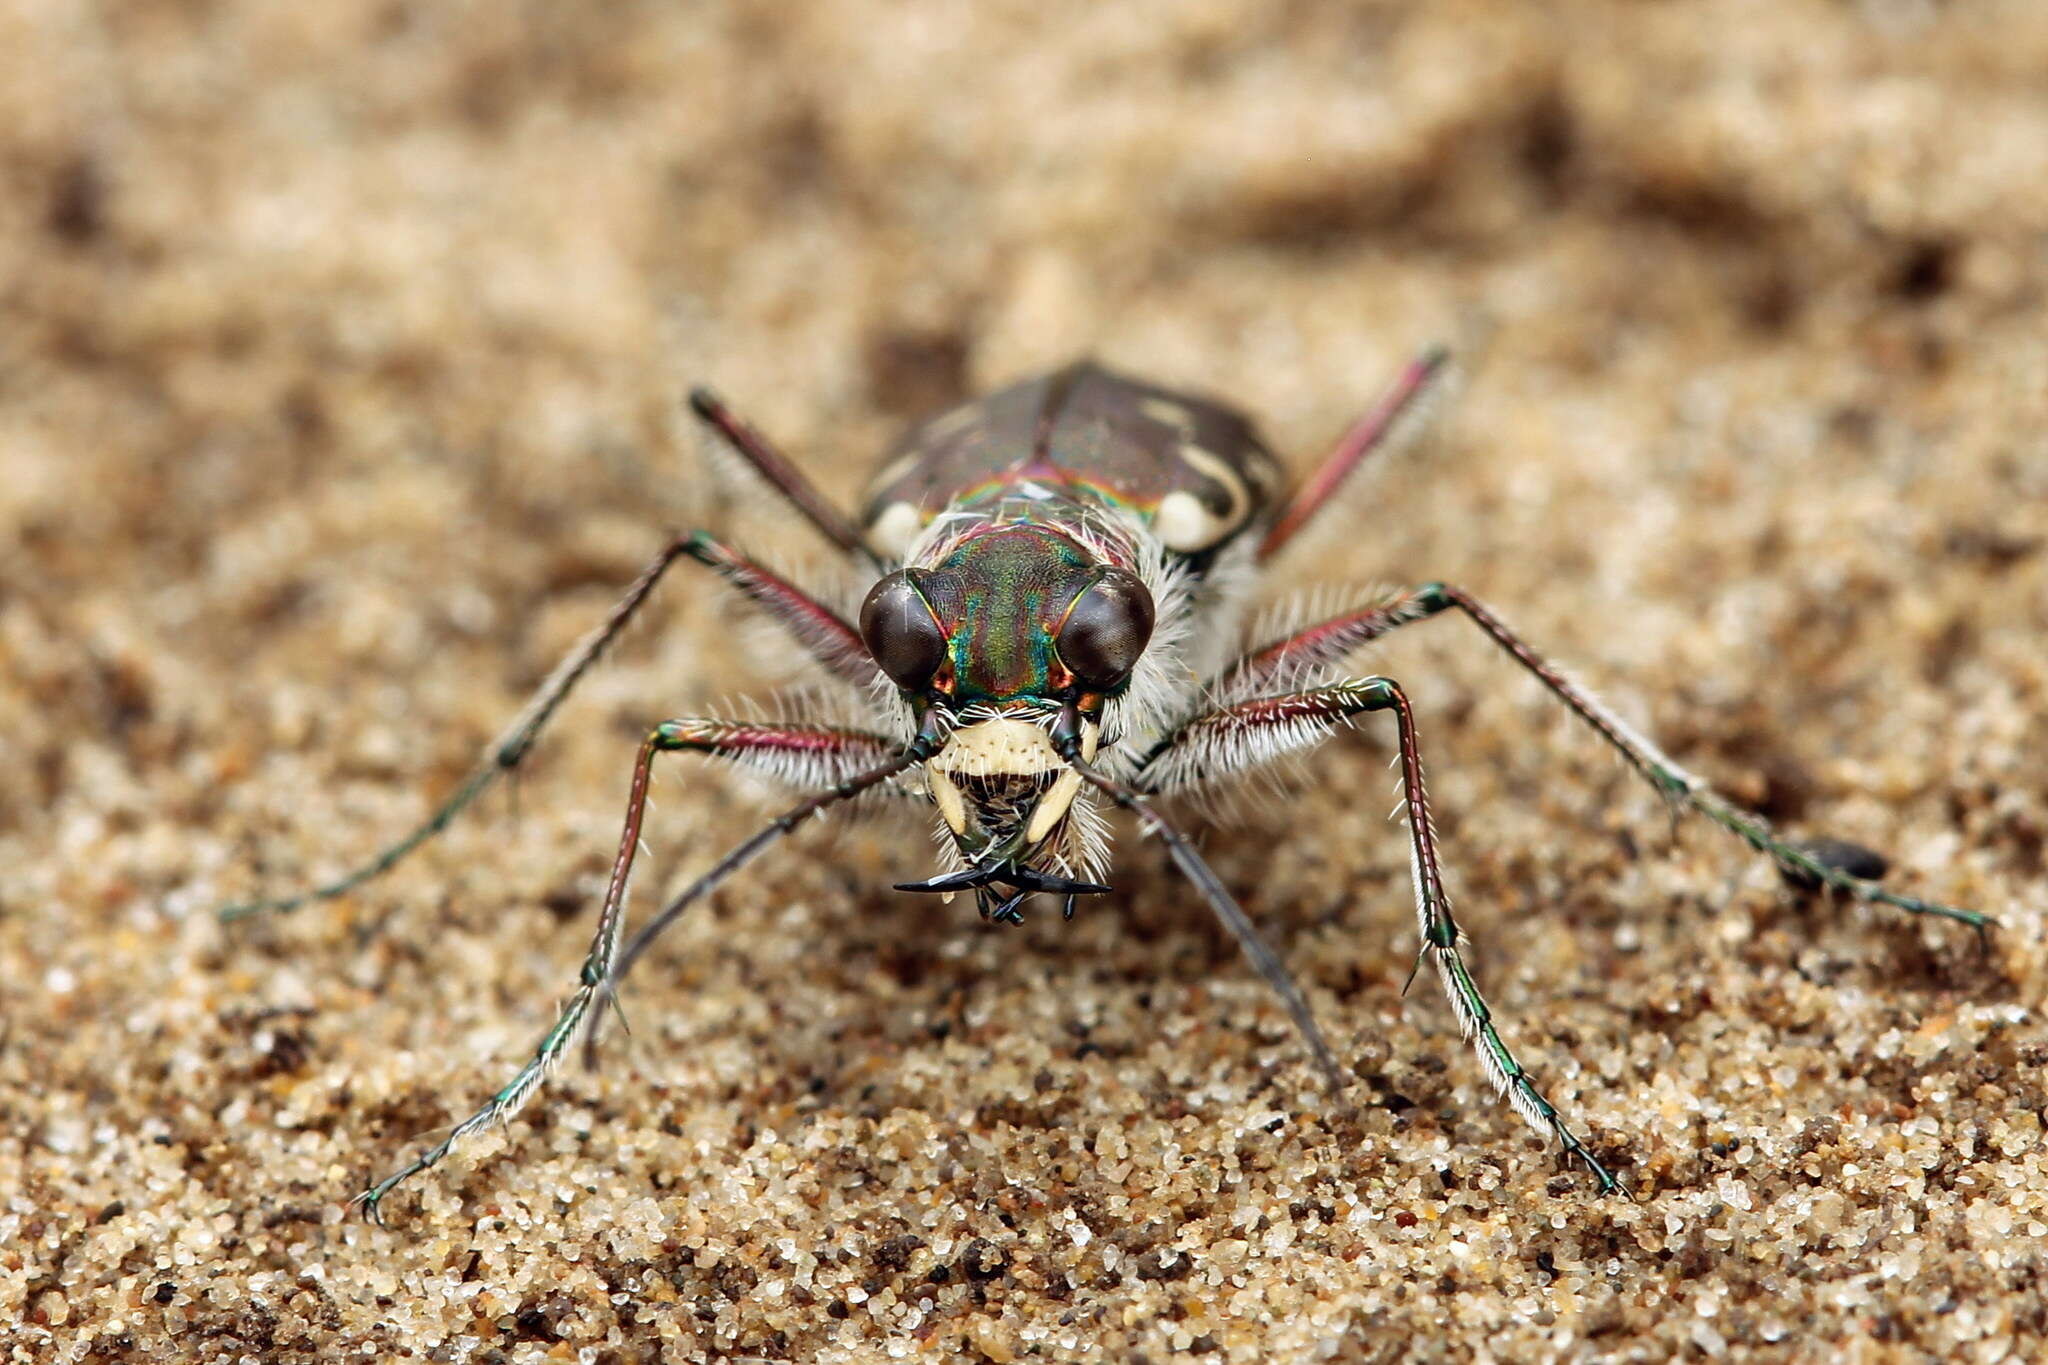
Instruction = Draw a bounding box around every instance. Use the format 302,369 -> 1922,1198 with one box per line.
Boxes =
961,1237 -> 1009,1282
872,1234 -> 924,1273
1892,239 -> 1953,301
1134,1249 -> 1192,1282
47,155 -> 104,244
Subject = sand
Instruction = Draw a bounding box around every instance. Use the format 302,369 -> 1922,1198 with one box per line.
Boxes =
4,1 -> 2046,1361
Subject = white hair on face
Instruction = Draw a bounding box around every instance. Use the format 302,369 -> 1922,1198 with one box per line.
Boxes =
1054,786 -> 1112,882
1088,511 -> 1196,768
925,808 -> 970,871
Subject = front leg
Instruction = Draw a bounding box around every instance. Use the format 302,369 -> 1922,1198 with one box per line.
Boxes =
354,718 -> 910,1223
1135,681 -> 1621,1193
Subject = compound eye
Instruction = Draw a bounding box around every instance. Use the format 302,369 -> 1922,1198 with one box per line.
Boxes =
1055,568 -> 1155,691
860,571 -> 948,690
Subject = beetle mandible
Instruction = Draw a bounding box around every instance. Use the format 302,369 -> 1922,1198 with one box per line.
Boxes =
223,352 -> 1992,1221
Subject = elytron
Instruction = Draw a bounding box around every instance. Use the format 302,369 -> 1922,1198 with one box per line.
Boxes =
223,351 -> 1992,1220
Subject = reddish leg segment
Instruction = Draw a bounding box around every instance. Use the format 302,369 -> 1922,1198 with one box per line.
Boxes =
1257,348 -> 1450,562
681,531 -> 879,689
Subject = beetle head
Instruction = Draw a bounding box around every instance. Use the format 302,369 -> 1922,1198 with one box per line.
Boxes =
859,524 -> 1153,707
859,523 -> 1152,904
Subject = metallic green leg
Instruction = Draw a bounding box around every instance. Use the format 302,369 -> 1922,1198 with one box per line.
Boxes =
1133,680 -> 1621,1192
354,719 -> 911,1223
1215,582 -> 1991,933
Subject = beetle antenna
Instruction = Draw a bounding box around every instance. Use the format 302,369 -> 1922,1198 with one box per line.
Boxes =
1258,347 -> 1450,561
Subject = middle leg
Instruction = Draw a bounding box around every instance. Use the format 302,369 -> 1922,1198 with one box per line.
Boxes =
221,530 -> 880,921
1213,583 -> 1990,931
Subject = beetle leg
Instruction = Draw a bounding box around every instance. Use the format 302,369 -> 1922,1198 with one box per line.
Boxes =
1131,682 -> 1622,1193
679,531 -> 880,688
353,719 -> 919,1223
220,531 -> 880,921
1257,348 -> 1450,561
688,387 -> 880,565
220,534 -> 695,919
1210,584 -> 1992,933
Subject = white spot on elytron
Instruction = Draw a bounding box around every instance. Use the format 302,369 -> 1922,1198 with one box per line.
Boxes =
1139,397 -> 1195,437
1154,489 -> 1231,552
1244,453 -> 1281,495
867,502 -> 925,560
1016,481 -> 1054,500
1176,443 -> 1250,524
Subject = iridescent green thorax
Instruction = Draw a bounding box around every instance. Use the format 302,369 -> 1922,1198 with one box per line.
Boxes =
914,522 -> 1097,704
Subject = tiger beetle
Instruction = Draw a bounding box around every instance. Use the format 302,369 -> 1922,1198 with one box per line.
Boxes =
221,350 -> 1994,1221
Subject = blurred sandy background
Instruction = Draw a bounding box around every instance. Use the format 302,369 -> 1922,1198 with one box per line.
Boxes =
4,1 -> 2047,1361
